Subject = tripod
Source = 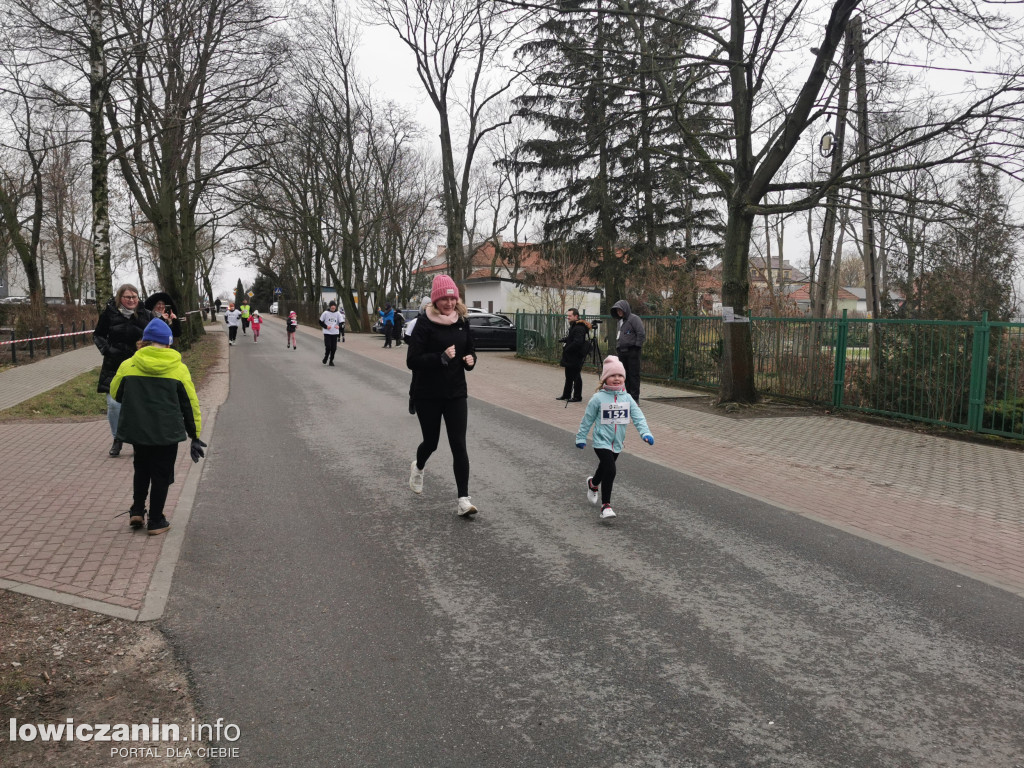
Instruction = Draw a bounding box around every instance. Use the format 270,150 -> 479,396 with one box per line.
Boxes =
588,321 -> 603,366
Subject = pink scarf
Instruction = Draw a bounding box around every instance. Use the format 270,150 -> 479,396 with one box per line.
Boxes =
426,306 -> 459,326
602,384 -> 626,393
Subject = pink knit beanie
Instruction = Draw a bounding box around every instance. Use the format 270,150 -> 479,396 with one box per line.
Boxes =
431,274 -> 460,303
600,355 -> 626,384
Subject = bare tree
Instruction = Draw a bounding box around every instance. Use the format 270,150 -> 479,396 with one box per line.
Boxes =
365,0 -> 528,292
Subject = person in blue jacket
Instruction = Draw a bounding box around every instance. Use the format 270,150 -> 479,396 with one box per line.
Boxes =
379,303 -> 396,348
575,355 -> 654,520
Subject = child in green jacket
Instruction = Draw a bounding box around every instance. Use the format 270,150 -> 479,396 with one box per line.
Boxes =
110,319 -> 206,535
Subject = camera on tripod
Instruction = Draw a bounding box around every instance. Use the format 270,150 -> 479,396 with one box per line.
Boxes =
590,318 -> 601,327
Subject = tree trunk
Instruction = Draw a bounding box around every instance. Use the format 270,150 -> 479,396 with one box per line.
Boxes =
88,0 -> 112,307
719,204 -> 756,403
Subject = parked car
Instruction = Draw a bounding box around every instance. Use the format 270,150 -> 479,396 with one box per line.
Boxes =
373,308 -> 420,335
0,296 -> 30,305
467,312 -> 539,351
269,301 -> 279,314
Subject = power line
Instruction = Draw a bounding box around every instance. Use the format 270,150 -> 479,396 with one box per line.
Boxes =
864,59 -> 1022,78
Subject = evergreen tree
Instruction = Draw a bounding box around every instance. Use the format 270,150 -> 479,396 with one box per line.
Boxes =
233,278 -> 246,307
513,0 -> 722,303
922,160 -> 1019,322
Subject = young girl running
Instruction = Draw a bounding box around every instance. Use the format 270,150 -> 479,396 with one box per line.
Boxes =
575,355 -> 654,519
250,310 -> 262,343
286,311 -> 298,349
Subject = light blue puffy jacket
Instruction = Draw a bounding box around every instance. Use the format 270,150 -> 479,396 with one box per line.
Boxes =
576,388 -> 652,452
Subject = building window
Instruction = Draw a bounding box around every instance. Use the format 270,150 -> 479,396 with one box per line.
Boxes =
488,301 -> 493,313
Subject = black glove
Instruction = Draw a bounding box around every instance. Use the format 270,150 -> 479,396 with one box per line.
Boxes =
190,438 -> 207,463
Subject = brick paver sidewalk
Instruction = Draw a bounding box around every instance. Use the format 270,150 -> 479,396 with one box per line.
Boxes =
0,344 -> 100,411
0,325 -> 229,620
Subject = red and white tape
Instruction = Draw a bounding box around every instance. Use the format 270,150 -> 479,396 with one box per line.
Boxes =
0,329 -> 93,347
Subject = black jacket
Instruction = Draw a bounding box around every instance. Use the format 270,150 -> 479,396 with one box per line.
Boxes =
406,310 -> 477,400
559,319 -> 591,367
93,298 -> 153,393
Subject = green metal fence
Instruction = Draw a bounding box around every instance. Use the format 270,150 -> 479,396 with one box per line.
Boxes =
514,311 -> 1024,440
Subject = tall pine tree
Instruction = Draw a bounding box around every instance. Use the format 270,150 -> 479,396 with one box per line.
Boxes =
513,0 -> 722,307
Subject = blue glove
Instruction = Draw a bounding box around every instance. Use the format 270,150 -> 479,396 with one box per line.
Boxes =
642,434 -> 654,445
576,442 -> 586,449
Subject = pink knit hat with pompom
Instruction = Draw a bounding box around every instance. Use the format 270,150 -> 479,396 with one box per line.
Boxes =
600,355 -> 626,385
431,274 -> 460,303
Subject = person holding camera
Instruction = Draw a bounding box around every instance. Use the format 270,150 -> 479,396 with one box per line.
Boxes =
611,299 -> 646,401
556,308 -> 591,402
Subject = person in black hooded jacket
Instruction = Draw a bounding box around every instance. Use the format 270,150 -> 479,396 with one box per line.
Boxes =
611,299 -> 645,401
94,284 -> 153,456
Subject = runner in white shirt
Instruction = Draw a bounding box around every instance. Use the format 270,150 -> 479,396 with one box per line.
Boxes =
318,301 -> 344,366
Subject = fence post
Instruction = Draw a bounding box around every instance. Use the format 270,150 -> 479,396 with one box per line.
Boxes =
28,329 -> 34,359
672,312 -> 683,381
46,326 -> 51,356
967,311 -> 991,432
9,329 -> 14,364
832,310 -> 849,409
60,323 -> 65,352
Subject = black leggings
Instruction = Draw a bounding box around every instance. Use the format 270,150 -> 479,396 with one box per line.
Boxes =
132,443 -> 178,517
414,398 -> 470,497
592,448 -> 619,505
228,326 -> 238,342
323,334 -> 338,362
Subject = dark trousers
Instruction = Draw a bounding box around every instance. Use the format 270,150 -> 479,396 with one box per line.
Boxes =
132,443 -> 178,518
228,325 -> 238,342
561,364 -> 583,399
414,397 -> 470,497
617,346 -> 642,401
592,448 -> 619,505
242,317 -> 249,333
323,334 -> 338,362
384,323 -> 394,348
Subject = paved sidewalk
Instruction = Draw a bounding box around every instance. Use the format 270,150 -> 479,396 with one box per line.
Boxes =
1,317 -> 1022,624
0,344 -> 101,411
0,324 -> 229,620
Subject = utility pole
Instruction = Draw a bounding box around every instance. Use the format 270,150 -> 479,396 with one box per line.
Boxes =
812,26 -> 854,320
851,16 -> 880,322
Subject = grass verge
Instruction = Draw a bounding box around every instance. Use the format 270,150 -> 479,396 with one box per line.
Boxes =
0,327 -> 223,421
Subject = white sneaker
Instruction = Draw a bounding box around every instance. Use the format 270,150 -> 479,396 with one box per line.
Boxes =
599,504 -> 616,520
409,461 -> 424,494
586,476 -> 599,505
457,496 -> 478,517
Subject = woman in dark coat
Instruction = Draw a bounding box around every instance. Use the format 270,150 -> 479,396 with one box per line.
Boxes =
144,291 -> 183,339
557,308 -> 591,402
406,275 -> 478,517
94,284 -> 152,456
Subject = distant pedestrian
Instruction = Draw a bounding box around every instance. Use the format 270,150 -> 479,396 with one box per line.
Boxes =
110,318 -> 205,535
379,303 -> 395,348
250,310 -> 262,343
224,302 -> 242,345
337,303 -> 347,343
575,355 -> 654,520
214,298 -> 222,314
611,299 -> 646,401
407,275 -> 478,517
144,291 -> 182,339
286,311 -> 298,349
557,308 -> 591,403
319,301 -> 344,365
393,310 -> 405,347
94,284 -> 153,457
240,299 -> 251,335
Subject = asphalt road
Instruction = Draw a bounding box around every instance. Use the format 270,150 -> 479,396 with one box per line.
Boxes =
162,333 -> 1024,768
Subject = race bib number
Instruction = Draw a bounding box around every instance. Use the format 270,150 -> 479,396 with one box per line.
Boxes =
600,402 -> 630,425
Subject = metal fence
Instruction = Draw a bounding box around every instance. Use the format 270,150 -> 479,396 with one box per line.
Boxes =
514,311 -> 1024,440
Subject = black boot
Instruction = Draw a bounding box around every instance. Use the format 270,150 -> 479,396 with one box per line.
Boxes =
109,439 -> 123,457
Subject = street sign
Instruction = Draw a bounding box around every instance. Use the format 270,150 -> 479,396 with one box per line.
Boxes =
274,287 -> 282,295
247,291 -> 254,298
